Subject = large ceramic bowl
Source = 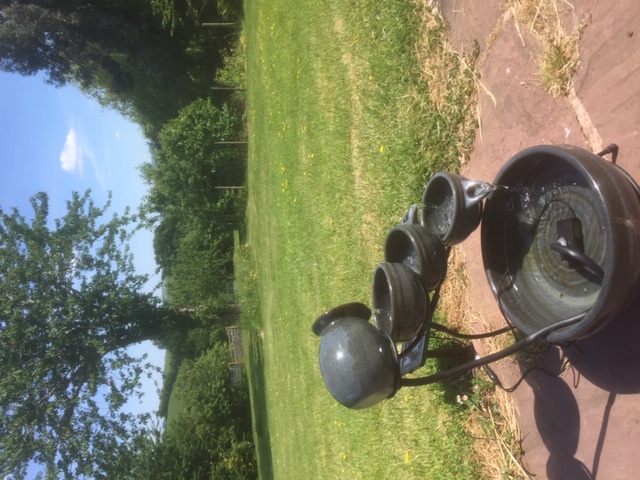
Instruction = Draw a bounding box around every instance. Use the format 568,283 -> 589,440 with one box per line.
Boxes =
481,144 -> 640,342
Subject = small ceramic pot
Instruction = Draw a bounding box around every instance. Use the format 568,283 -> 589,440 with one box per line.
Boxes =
316,314 -> 400,409
384,223 -> 448,292
372,262 -> 429,342
421,172 -> 492,246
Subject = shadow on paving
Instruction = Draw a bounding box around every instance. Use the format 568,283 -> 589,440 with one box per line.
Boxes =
520,295 -> 640,479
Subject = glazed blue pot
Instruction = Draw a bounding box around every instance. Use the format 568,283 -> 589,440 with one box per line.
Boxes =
314,309 -> 400,409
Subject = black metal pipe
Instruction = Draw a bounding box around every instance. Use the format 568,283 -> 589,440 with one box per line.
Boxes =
397,285 -> 442,360
597,143 -> 619,164
423,344 -> 471,359
550,241 -> 605,279
426,321 -> 515,339
399,311 -> 586,387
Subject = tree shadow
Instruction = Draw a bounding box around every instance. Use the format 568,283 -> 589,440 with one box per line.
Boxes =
243,330 -> 275,480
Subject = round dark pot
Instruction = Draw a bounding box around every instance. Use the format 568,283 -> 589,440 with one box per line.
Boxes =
372,262 -> 429,342
316,315 -> 400,409
422,173 -> 492,245
312,302 -> 372,336
481,144 -> 640,342
384,223 -> 448,292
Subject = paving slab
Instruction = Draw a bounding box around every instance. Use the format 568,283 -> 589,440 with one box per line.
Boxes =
435,1 -> 640,478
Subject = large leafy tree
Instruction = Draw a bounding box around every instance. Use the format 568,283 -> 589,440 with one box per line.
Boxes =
0,191 -> 201,478
148,343 -> 255,479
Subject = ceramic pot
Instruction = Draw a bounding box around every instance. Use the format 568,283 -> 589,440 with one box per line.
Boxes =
482,144 -> 640,342
372,262 -> 429,342
384,223 -> 448,292
315,314 -> 400,409
421,172 -> 492,245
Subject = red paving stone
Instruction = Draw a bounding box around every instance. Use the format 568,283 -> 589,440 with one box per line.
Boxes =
432,1 -> 640,478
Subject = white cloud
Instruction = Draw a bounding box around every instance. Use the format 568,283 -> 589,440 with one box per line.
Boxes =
59,127 -> 84,175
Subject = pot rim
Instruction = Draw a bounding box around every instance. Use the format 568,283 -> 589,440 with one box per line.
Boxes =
384,223 -> 447,292
422,173 -> 460,243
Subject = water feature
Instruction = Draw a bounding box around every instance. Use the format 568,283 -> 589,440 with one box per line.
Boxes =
313,143 -> 640,410
421,173 -> 491,245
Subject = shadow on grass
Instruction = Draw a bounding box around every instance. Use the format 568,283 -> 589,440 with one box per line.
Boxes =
243,329 -> 274,480
427,339 -> 477,404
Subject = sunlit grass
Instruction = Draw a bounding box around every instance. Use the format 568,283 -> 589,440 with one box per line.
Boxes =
239,0 -> 479,478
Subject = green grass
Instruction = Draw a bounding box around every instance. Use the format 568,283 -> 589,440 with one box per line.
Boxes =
165,357 -> 188,429
240,0 -> 479,478
243,330 -> 275,480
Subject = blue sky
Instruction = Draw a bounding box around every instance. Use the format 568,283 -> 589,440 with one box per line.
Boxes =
0,71 -> 165,417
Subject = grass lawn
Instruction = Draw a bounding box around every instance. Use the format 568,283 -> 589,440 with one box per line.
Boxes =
239,0 -> 481,478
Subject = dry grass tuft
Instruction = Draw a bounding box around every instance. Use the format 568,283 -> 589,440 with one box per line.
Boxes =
506,0 -> 586,97
438,246 -> 531,479
414,0 -> 479,168
437,245 -> 471,330
470,313 -> 532,479
466,385 -> 532,480
538,28 -> 584,97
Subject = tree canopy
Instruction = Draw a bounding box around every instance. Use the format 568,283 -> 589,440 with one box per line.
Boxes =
140,99 -> 246,221
0,191 -> 200,478
147,343 -> 255,479
0,1 -> 251,476
140,98 -> 245,282
0,0 -> 240,139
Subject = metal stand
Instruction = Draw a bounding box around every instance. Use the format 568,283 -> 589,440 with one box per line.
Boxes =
398,312 -> 585,387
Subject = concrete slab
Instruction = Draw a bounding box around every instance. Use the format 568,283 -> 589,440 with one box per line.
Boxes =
573,0 -> 640,174
437,1 -> 640,478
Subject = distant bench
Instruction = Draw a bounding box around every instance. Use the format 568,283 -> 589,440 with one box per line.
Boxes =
226,326 -> 244,365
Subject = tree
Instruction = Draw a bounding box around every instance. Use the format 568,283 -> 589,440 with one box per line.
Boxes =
150,0 -> 243,35
0,191 -> 203,478
147,343 -> 256,480
140,98 -> 246,223
164,226 -> 235,311
140,98 -> 246,285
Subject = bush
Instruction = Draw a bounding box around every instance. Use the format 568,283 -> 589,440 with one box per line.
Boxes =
152,343 -> 256,479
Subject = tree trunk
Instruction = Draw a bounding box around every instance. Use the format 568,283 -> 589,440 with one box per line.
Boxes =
214,303 -> 242,324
